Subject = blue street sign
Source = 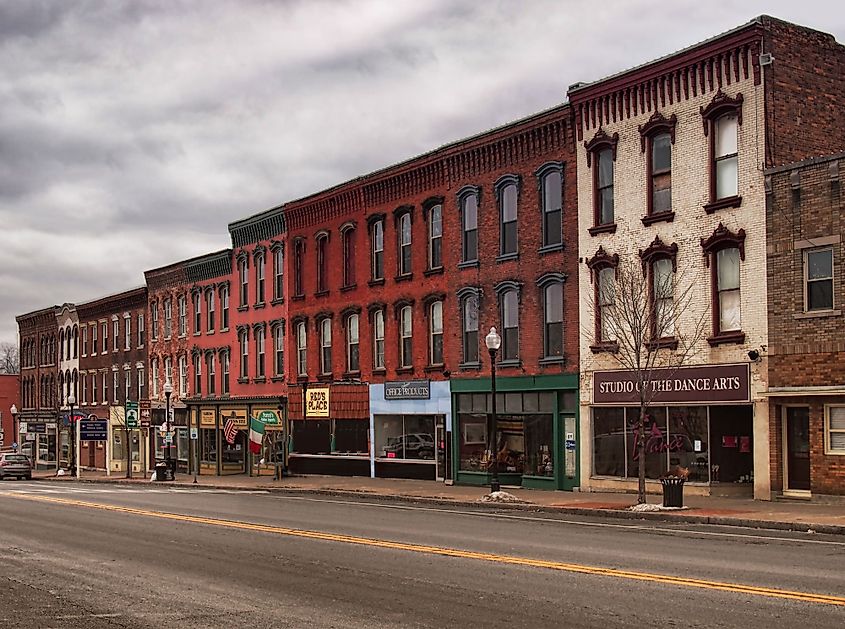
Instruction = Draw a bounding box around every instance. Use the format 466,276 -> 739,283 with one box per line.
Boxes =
79,420 -> 108,441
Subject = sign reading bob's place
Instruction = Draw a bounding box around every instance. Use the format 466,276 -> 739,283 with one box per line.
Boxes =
384,380 -> 431,400
593,364 -> 750,405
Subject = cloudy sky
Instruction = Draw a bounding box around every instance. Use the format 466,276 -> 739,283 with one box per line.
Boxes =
1,0 -> 843,345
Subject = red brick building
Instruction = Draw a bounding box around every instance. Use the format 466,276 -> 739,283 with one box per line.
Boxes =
76,287 -> 147,474
0,374 -> 20,451
15,307 -> 60,468
766,152 -> 845,496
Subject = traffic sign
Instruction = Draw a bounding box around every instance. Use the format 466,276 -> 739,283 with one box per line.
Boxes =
125,400 -> 139,428
80,420 -> 108,441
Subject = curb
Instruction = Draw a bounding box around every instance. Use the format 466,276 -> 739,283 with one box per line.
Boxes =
34,474 -> 845,535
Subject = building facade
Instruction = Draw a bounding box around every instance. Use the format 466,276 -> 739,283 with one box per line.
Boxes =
16,307 -> 59,468
765,152 -> 845,496
573,16 -> 845,500
0,374 -> 20,451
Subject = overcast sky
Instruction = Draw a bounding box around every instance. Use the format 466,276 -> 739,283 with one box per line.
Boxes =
1,0 -> 843,344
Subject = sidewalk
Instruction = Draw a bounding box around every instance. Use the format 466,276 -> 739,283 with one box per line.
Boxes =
31,469 -> 845,535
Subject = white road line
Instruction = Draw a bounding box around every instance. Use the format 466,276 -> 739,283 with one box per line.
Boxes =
273,494 -> 845,547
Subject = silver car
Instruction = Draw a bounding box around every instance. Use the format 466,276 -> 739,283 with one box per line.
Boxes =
0,453 -> 33,480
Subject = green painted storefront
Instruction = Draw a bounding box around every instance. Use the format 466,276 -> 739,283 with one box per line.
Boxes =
450,374 -> 579,491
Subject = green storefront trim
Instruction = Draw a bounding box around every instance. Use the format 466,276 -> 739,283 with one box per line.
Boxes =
450,373 -> 579,491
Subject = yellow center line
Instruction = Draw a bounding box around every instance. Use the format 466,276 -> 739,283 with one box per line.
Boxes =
7,492 -> 845,607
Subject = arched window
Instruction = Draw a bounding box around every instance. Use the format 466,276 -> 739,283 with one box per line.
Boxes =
296,321 -> 307,376
495,175 -> 519,257
497,286 -> 520,362
239,328 -> 249,379
238,254 -> 249,307
254,325 -> 266,379
346,314 -> 360,373
206,353 -> 216,395
537,273 -> 566,360
319,318 -> 332,375
372,309 -> 385,370
427,202 -> 443,270
586,246 -> 620,352
397,212 -> 412,277
370,218 -> 384,281
316,233 -> 329,293
193,353 -> 202,396
255,252 -> 266,304
341,224 -> 356,288
398,306 -> 412,368
701,223 -> 746,345
459,289 -> 480,365
458,186 -> 479,264
273,324 -> 285,377
429,301 -> 443,366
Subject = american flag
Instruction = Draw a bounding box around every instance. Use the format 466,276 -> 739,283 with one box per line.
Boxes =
224,416 -> 238,444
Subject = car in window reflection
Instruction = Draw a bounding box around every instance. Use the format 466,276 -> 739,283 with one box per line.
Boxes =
382,433 -> 435,460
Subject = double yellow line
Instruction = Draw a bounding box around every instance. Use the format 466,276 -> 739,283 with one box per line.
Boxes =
8,492 -> 845,607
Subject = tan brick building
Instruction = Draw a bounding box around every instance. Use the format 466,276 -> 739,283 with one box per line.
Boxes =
572,16 -> 845,500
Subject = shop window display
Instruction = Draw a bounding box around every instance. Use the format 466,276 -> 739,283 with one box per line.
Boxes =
200,429 -> 216,464
222,431 -> 246,469
626,407 -> 668,480
334,419 -> 369,454
524,414 -> 554,477
292,420 -> 331,454
376,415 -> 436,460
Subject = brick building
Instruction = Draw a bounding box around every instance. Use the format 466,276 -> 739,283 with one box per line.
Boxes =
15,307 -> 60,468
765,152 -> 845,496
573,16 -> 845,500
76,287 -> 147,474
0,374 -> 20,451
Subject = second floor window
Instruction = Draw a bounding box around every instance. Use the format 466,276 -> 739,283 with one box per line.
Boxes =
137,368 -> 144,401
124,317 -> 131,350
82,326 -> 88,356
178,295 -> 187,336
296,322 -> 307,376
150,303 -> 158,340
714,114 -> 738,200
543,282 -> 564,358
650,133 -> 672,214
255,327 -> 265,378
398,214 -> 412,276
429,301 -> 443,365
151,357 -> 159,397
805,248 -> 834,311
221,352 -> 230,395
399,306 -> 412,369
652,258 -> 675,339
193,353 -> 202,396
500,289 -> 519,361
597,267 -> 615,343
92,324 -> 98,354
371,219 -> 384,281
373,309 -> 385,370
320,318 -> 332,375
102,322 -> 109,352
179,355 -> 187,397
596,149 -> 614,226
273,325 -> 284,377
715,247 -> 741,334
462,295 -> 479,364
239,330 -> 249,379
137,313 -> 145,346
206,353 -> 216,395
499,182 -> 518,256
112,320 -> 119,352
347,314 -> 359,373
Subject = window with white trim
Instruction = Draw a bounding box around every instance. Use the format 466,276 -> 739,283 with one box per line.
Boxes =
347,314 -> 359,373
273,325 -> 285,377
163,299 -> 172,338
206,290 -> 215,331
429,301 -> 443,365
399,306 -> 412,369
113,319 -> 119,352
124,315 -> 131,350
296,322 -> 307,376
825,405 -> 845,455
373,310 -> 385,370
320,318 -> 332,375
193,292 -> 201,334
179,355 -> 187,398
255,327 -> 265,378
805,248 -> 834,312
178,295 -> 187,336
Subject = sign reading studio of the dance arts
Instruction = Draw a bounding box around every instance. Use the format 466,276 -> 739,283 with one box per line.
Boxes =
384,380 -> 431,400
593,364 -> 750,405
305,387 -> 330,418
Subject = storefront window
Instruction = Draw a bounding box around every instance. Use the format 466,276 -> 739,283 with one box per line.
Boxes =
60,432 -> 69,464
222,431 -> 245,468
458,413 -> 488,472
39,433 -> 57,463
524,414 -> 554,477
375,415 -> 435,460
593,406 -> 712,482
334,420 -> 369,454
200,429 -> 216,464
112,430 -> 125,461
292,420 -> 331,454
177,428 -> 189,463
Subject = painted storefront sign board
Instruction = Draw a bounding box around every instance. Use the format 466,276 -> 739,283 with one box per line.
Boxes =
305,388 -> 330,418
200,409 -> 217,427
593,364 -> 751,405
384,380 -> 431,400
220,409 -> 248,427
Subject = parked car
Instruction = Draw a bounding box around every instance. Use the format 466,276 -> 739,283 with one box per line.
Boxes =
0,452 -> 33,480
382,433 -> 435,460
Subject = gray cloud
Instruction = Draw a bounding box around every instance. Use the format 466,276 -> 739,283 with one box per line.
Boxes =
1,0 -> 843,343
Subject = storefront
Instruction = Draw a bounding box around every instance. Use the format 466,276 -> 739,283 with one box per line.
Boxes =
451,374 -> 579,491
19,420 -> 57,470
190,398 -> 286,477
287,383 -> 370,476
108,406 -> 148,477
369,380 -> 451,481
151,406 -> 189,472
586,363 -> 758,496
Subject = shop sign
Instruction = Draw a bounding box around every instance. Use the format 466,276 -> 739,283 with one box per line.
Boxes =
19,422 -> 27,434
305,388 -> 330,418
27,423 -> 47,434
255,409 -> 280,425
200,410 -> 217,427
593,364 -> 750,405
221,409 -> 248,427
384,380 -> 431,400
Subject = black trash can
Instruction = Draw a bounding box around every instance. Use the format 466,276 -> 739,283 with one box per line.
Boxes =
660,477 -> 685,507
155,461 -> 173,481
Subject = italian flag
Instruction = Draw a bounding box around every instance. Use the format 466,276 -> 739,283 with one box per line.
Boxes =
248,416 -> 265,454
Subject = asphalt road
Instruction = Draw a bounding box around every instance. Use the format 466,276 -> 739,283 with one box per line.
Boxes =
0,482 -> 843,628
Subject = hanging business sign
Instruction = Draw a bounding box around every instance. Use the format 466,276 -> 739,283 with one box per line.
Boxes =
200,409 -> 217,427
254,409 -> 281,425
384,380 -> 431,400
220,408 -> 248,427
593,364 -> 751,405
305,388 -> 330,418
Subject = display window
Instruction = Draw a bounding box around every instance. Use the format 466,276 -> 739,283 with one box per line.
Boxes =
200,428 -> 216,464
375,415 -> 435,460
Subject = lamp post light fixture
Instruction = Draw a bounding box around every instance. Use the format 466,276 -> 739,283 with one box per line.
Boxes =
163,381 -> 173,479
9,404 -> 17,453
485,326 -> 502,494
67,394 -> 77,478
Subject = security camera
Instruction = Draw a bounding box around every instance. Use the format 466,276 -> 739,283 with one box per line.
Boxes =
747,349 -> 761,362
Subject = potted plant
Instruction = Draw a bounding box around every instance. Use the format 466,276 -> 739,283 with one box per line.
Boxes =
659,465 -> 689,508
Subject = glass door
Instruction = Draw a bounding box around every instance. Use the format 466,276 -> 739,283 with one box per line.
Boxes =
435,415 -> 446,481
785,407 -> 810,491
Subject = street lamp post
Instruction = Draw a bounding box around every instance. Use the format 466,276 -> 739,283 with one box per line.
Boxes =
67,394 -> 77,478
163,381 -> 173,480
485,327 -> 502,494
9,404 -> 17,453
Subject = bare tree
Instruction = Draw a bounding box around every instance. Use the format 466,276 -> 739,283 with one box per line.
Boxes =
0,342 -> 19,374
585,249 -> 708,504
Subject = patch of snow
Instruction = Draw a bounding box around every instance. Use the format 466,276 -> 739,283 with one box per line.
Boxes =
479,491 -> 527,504
629,502 -> 688,512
